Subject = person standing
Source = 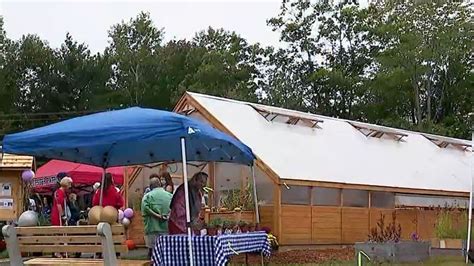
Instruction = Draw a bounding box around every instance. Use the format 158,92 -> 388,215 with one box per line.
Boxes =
92,173 -> 124,209
168,172 -> 208,235
141,177 -> 172,258
51,176 -> 73,226
144,173 -> 160,195
160,172 -> 174,193
67,193 -> 80,226
50,176 -> 72,258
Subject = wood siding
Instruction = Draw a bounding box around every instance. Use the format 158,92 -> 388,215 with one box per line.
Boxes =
280,205 -> 311,244
311,207 -> 341,244
280,204 -> 466,245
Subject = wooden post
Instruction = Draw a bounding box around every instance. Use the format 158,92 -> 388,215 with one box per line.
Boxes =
123,167 -> 129,208
340,189 -> 344,243
274,183 -> 281,239
209,162 -> 215,208
2,225 -> 24,266
97,222 -> 118,266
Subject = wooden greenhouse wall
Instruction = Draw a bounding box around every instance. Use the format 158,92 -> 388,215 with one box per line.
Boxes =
279,205 -> 466,245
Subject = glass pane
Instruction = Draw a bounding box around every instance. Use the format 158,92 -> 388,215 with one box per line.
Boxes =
214,163 -> 245,207
395,194 -> 468,208
255,168 -> 274,205
371,191 -> 395,208
312,187 -> 341,206
342,189 -> 368,207
282,185 -> 310,205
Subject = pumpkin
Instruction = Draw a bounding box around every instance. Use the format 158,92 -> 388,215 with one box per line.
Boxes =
125,239 -> 136,250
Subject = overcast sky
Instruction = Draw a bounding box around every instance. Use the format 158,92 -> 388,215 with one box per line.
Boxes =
1,0 -> 283,53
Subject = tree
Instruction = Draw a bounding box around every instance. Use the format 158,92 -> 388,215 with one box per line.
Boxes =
177,27 -> 263,102
52,33 -> 108,111
368,0 -> 473,138
105,12 -> 166,108
266,0 -> 374,119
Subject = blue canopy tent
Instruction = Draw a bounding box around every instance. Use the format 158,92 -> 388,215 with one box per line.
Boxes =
2,107 -> 256,265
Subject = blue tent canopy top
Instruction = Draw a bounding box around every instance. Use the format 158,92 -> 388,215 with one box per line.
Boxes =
2,107 -> 255,167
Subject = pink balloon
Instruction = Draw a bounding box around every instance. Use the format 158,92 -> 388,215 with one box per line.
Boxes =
21,170 -> 35,182
124,208 -> 134,219
118,209 -> 124,220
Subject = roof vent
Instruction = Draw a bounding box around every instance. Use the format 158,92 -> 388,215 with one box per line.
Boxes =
251,105 -> 323,129
348,122 -> 407,141
422,133 -> 471,151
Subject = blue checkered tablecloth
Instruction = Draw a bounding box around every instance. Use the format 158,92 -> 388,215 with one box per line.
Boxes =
152,232 -> 271,266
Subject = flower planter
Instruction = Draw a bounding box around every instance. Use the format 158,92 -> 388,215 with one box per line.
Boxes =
438,239 -> 465,249
355,241 -> 431,263
431,238 -> 440,248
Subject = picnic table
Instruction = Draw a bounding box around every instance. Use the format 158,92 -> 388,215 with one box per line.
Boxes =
152,231 -> 271,266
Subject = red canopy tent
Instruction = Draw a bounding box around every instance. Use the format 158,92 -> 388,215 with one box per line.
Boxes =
33,160 -> 124,193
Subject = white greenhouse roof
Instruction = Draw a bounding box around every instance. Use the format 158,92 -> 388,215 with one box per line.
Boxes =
187,92 -> 472,194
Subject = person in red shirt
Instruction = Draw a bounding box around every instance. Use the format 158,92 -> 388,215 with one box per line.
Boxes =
92,173 -> 124,209
51,176 -> 73,226
169,172 -> 207,234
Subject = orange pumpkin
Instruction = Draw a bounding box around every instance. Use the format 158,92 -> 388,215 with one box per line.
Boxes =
125,239 -> 136,250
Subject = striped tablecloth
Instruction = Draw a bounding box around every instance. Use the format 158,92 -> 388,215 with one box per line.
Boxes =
152,231 -> 271,266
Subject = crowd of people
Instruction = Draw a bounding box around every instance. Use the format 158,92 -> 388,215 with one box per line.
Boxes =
31,169 -> 209,259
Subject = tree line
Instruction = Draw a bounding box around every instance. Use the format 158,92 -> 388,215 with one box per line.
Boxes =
0,0 -> 472,139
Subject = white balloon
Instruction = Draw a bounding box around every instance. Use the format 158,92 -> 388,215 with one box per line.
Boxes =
121,217 -> 131,228
18,211 -> 38,227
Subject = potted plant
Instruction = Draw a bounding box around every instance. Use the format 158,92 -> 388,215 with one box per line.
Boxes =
238,220 -> 248,233
355,213 -> 430,263
222,220 -> 236,234
247,222 -> 255,232
192,221 -> 202,236
207,218 -> 222,236
222,220 -> 231,232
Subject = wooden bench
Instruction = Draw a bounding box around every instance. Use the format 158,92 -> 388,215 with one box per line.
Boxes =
2,223 -> 149,266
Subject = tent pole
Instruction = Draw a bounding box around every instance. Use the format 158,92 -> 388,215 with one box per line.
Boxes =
180,138 -> 194,266
99,168 -> 105,206
467,130 -> 473,264
251,166 -> 260,224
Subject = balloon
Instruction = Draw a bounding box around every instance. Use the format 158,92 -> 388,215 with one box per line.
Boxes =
118,209 -> 124,220
124,208 -> 134,219
121,217 -> 131,228
100,206 -> 118,224
88,206 -> 103,225
21,170 -> 35,182
18,211 -> 38,227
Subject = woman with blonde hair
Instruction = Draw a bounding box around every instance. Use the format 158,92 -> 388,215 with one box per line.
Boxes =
51,176 -> 73,226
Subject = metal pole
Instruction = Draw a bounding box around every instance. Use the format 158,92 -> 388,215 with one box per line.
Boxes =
181,138 -> 194,266
251,166 -> 260,224
99,168 -> 106,206
466,130 -> 473,264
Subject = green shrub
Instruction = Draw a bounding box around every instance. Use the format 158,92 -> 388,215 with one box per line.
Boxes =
435,209 -> 471,239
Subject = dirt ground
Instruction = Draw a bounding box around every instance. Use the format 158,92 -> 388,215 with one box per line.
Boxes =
230,247 -> 354,265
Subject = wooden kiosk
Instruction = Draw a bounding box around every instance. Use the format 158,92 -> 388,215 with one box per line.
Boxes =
0,153 -> 34,221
